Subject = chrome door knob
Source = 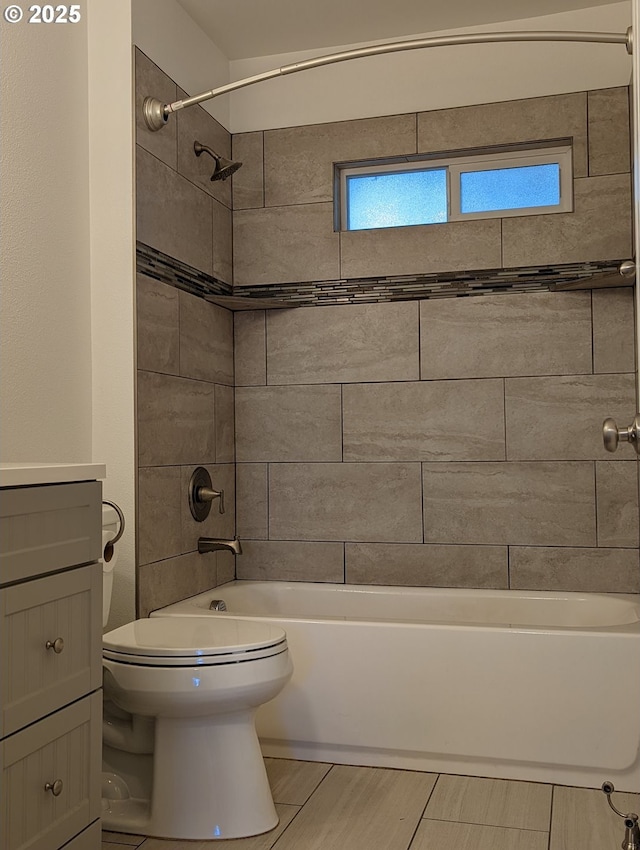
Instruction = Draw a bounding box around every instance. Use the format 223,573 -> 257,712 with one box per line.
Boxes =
603,415 -> 640,454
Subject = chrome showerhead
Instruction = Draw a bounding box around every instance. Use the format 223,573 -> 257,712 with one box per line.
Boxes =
194,141 -> 242,182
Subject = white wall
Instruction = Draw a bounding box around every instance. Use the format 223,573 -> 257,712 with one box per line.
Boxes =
0,9 -> 92,461
229,3 -> 632,132
132,0 -> 230,128
87,0 -> 136,630
0,2 -> 136,628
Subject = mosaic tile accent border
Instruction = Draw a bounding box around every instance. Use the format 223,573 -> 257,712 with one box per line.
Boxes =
136,243 -> 232,299
137,243 -> 627,308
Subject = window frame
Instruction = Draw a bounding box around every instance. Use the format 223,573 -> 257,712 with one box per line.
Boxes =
337,141 -> 573,232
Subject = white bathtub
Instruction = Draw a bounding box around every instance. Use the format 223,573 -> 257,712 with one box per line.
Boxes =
155,581 -> 640,791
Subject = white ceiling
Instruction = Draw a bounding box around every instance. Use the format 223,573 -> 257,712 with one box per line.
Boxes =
176,0 -> 625,60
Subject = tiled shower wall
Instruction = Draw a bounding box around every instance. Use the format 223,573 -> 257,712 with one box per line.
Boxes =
232,85 -> 640,593
135,50 -> 235,616
231,89 -> 632,285
234,292 -> 639,591
135,46 -> 639,604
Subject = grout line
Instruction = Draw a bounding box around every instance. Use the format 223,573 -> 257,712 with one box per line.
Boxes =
421,816 -> 550,833
421,461 -> 425,544
590,290 -> 595,375
593,460 -> 599,547
594,461 -> 600,547
586,91 -> 591,178
263,310 -> 268,386
547,785 -> 555,850
261,130 -> 266,209
266,461 -> 270,542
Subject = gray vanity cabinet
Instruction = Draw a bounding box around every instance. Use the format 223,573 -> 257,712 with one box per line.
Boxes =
0,479 -> 103,850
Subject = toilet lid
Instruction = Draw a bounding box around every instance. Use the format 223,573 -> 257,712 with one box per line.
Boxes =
103,616 -> 287,665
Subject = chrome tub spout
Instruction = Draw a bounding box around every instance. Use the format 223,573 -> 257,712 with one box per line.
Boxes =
197,537 -> 242,555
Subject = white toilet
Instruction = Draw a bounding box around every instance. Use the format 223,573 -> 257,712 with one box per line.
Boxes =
100,506 -> 293,840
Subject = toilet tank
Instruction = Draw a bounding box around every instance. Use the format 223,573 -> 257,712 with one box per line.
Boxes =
102,504 -> 119,628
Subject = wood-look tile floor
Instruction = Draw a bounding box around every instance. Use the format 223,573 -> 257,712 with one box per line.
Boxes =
102,758 -> 640,850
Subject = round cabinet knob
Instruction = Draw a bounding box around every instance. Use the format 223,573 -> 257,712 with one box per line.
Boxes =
44,779 -> 64,796
45,637 -> 64,654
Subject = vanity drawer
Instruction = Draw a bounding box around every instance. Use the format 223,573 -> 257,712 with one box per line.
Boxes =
0,481 -> 101,585
0,692 -> 102,850
0,564 -> 102,737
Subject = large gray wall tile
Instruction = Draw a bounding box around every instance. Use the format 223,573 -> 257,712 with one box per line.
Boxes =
233,204 -> 339,286
502,174 -> 632,267
180,463 -> 235,554
269,463 -> 423,543
588,87 -> 630,176
267,301 -> 419,384
509,546 -> 640,592
135,49 -> 177,169
264,114 -> 417,206
592,288 -> 635,374
137,551 -> 219,618
217,551 -> 236,585
234,311 -> 266,386
420,291 -> 592,380
136,274 -> 179,376
136,146 -> 213,274
212,198 -> 233,284
179,292 -> 234,385
417,93 -> 588,177
505,374 -> 636,460
176,90 -> 231,209
236,463 -> 268,539
236,385 -> 342,461
341,219 -> 501,279
236,540 -> 344,582
343,379 -> 505,461
215,384 -> 235,462
137,370 -> 215,466
137,466 -> 182,565
423,462 -> 596,546
345,543 -> 508,588
232,131 -> 264,210
596,461 -> 640,548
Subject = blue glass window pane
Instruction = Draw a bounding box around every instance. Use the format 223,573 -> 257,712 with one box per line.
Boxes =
460,163 -> 560,213
346,169 -> 447,230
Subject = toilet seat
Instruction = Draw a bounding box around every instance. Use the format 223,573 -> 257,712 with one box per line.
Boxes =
103,616 -> 287,666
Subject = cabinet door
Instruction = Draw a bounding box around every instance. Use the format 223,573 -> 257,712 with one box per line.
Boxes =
0,564 -> 102,737
0,692 -> 101,850
0,481 -> 101,585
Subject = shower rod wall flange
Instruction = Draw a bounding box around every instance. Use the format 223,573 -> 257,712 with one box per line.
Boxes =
143,27 -> 633,132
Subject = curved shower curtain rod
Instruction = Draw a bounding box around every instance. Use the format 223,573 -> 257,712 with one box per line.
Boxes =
143,27 -> 633,131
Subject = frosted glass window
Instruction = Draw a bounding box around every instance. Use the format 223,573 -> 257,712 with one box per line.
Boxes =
346,169 -> 447,230
338,144 -> 571,230
460,164 -> 561,213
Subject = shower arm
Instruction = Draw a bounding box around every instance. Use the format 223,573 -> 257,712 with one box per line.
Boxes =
143,27 -> 632,131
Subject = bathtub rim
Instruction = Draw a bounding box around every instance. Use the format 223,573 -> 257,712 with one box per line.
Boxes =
152,580 -> 640,635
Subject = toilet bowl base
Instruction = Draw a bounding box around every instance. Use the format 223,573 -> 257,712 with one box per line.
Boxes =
102,710 -> 279,840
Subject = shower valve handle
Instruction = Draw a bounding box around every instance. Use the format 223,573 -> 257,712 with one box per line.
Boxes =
603,415 -> 640,455
188,467 -> 224,521
197,486 -> 225,514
